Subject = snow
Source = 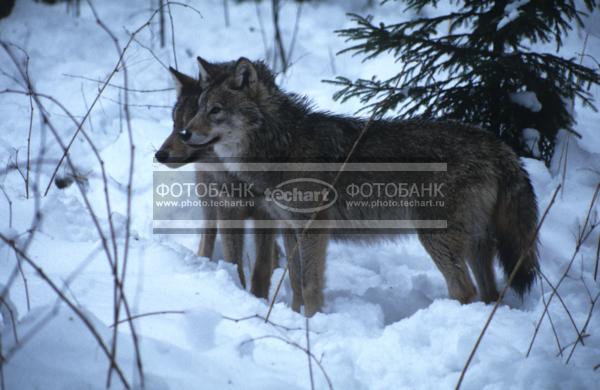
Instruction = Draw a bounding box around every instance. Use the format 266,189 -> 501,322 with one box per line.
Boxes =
510,91 -> 543,112
497,0 -> 530,30
0,1 -> 599,389
522,128 -> 541,157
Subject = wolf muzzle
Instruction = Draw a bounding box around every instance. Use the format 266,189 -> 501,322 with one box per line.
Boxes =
179,129 -> 220,148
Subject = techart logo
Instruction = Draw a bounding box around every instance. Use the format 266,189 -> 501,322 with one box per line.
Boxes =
264,178 -> 337,213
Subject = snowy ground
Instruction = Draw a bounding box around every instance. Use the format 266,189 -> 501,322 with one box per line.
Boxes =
1,1 -> 599,389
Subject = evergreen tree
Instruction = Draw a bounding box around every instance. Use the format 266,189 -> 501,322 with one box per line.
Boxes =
328,0 -> 600,164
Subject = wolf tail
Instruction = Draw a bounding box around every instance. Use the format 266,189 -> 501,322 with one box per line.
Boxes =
494,163 -> 539,296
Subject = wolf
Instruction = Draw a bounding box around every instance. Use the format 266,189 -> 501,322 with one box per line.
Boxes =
177,56 -> 539,317
155,64 -> 278,298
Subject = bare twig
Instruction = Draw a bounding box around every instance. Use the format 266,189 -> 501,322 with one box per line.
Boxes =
240,335 -> 333,390
10,150 -> 26,183
166,1 -> 177,68
42,43 -> 125,196
537,273 -> 563,356
132,35 -> 170,70
526,183 -> 600,357
1,184 -> 31,311
254,1 -> 270,62
286,1 -> 303,64
535,266 -> 582,339
271,0 -> 287,73
102,94 -> 171,108
3,244 -> 112,362
306,317 -> 315,390
84,1 -> 143,386
2,19 -> 147,389
565,291 -> 600,364
222,314 -> 304,332
0,296 -> 19,344
328,46 -> 337,75
25,92 -> 33,198
43,0 -> 201,197
0,335 -> 4,390
62,73 -> 173,93
0,187 -> 12,228
0,87 -> 118,265
110,310 -> 186,327
0,234 -> 131,389
223,0 -> 230,27
159,0 -> 165,47
455,185 -> 561,390
594,234 -> 599,281
1,39 -> 135,382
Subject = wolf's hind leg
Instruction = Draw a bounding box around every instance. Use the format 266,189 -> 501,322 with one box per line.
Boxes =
251,229 -> 276,299
284,233 -> 303,312
467,236 -> 499,303
298,233 -> 328,317
419,232 -> 477,304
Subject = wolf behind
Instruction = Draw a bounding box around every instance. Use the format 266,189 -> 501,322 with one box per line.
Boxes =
155,65 -> 278,298
178,57 -> 539,317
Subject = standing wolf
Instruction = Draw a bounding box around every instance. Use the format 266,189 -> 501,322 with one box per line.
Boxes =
177,56 -> 539,317
155,65 -> 278,298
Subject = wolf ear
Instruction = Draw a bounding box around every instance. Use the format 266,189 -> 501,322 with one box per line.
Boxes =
169,67 -> 197,96
197,56 -> 218,84
232,57 -> 258,91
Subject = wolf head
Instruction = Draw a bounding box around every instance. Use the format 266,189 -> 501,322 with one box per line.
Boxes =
155,60 -> 237,168
175,57 -> 280,161
154,67 -> 204,168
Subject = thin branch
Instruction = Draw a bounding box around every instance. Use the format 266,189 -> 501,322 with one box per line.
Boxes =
43,0 -> 201,197
131,34 -> 169,70
271,0 -> 287,73
306,317 -> 315,390
537,273 -> 563,356
84,1 -> 143,386
240,335 -> 333,390
223,0 -> 230,27
222,314 -> 304,332
286,1 -> 303,64
62,73 -> 173,92
526,183 -> 600,357
159,0 -> 165,47
0,187 -> 12,228
166,1 -> 177,68
566,291 -> 600,363
455,184 -> 561,389
25,91 -> 33,198
594,233 -> 599,281
0,296 -> 19,344
535,266 -> 582,339
110,310 -> 186,327
254,1 -> 270,62
0,234 -> 131,389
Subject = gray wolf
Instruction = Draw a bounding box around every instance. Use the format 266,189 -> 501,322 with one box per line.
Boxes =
155,65 -> 278,298
176,57 -> 539,317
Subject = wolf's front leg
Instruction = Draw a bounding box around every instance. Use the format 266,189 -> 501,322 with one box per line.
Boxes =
298,232 -> 329,317
283,233 -> 303,312
198,206 -> 217,259
197,171 -> 216,259
219,221 -> 246,289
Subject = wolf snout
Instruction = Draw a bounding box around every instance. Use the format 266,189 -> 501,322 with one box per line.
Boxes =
154,150 -> 170,163
181,131 -> 218,147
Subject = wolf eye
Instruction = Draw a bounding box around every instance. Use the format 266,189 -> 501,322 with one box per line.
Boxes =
209,106 -> 222,115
